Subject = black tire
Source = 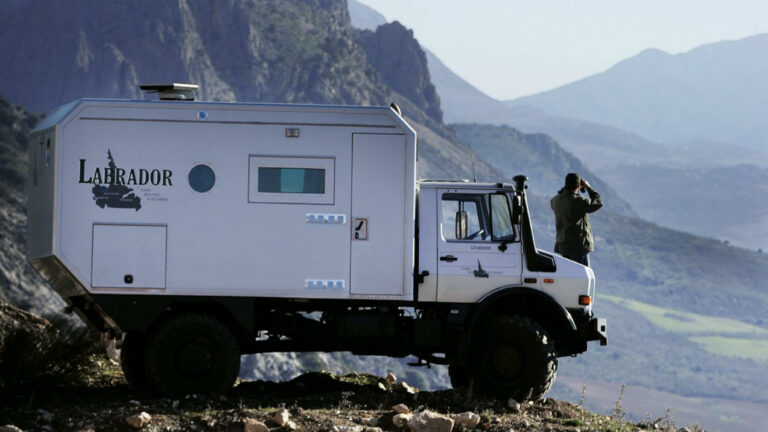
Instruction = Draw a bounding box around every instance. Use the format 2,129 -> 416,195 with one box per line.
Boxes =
468,315 -> 557,402
144,313 -> 240,397
120,332 -> 148,388
448,363 -> 469,389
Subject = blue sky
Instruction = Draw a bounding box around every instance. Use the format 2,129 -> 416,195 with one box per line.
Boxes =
356,0 -> 768,100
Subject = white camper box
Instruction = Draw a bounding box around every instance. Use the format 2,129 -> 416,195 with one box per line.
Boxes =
28,94 -> 606,400
27,99 -> 416,300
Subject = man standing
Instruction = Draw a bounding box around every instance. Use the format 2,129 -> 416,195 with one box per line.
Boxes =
550,173 -> 603,266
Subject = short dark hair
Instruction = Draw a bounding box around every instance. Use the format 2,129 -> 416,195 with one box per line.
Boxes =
565,172 -> 581,190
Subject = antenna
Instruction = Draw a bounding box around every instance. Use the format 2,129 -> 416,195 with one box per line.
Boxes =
466,141 -> 478,182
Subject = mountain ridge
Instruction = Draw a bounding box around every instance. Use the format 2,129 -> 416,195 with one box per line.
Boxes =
506,33 -> 768,151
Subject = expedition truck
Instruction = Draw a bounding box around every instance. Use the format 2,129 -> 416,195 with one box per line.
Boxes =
26,84 -> 607,400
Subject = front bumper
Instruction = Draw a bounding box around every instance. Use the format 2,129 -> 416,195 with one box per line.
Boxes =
556,311 -> 608,357
588,316 -> 608,346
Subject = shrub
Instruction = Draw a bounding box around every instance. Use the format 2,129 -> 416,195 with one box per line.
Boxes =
0,303 -> 99,390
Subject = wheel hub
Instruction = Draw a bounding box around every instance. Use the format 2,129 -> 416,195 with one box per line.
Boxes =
488,343 -> 525,382
175,339 -> 214,379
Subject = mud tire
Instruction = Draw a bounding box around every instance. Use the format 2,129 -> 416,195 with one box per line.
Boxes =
120,332 -> 147,388
468,315 -> 557,402
144,314 -> 240,397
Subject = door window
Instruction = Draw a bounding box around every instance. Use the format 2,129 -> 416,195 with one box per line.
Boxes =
490,193 -> 515,241
441,193 -> 491,241
441,192 -> 517,242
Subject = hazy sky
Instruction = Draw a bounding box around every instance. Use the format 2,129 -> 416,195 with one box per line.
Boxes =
355,0 -> 768,100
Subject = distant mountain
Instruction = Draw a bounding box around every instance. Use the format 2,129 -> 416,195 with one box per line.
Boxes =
453,124 -> 635,216
600,163 -> 768,250
507,34 -> 768,152
426,37 -> 768,250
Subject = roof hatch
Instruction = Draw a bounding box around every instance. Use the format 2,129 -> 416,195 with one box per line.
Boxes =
139,83 -> 199,101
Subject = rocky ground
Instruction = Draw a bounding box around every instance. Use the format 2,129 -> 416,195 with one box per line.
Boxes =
0,360 -> 704,432
0,303 -> 703,432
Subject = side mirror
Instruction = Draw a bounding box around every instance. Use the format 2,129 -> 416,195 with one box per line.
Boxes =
511,195 -> 522,224
455,211 -> 468,239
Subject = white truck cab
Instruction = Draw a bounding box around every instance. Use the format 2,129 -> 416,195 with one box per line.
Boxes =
27,87 -> 606,400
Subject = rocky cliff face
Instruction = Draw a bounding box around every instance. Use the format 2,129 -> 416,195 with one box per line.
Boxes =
357,22 -> 443,124
0,0 -> 388,113
0,96 -> 64,315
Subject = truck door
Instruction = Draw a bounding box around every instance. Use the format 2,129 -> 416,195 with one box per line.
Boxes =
350,133 -> 407,296
436,189 -> 522,302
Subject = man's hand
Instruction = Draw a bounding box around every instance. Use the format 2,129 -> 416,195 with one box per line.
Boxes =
580,178 -> 591,190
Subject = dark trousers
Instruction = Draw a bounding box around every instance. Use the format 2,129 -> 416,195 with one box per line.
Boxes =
563,252 -> 590,267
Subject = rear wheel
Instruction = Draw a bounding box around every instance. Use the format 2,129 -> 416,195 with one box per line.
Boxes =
448,364 -> 469,389
144,313 -> 240,396
120,332 -> 147,388
468,315 -> 557,401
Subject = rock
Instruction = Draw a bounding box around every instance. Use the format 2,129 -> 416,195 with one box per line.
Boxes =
451,412 -> 480,428
129,400 -> 141,406
172,400 -> 180,409
358,22 -> 444,123
244,418 -> 269,432
378,382 -> 388,392
676,428 -> 692,432
272,408 -> 290,427
125,412 -> 152,429
333,426 -> 360,432
0,426 -> 23,432
406,411 -> 454,432
396,381 -> 419,394
392,404 -> 410,414
366,417 -> 380,426
36,409 -> 54,422
286,420 -> 298,430
508,400 -> 522,413
393,413 -> 413,428
385,372 -> 397,384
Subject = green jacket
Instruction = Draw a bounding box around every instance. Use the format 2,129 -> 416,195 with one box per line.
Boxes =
550,188 -> 603,256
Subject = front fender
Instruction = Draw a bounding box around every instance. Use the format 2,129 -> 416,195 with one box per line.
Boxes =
452,286 -> 579,363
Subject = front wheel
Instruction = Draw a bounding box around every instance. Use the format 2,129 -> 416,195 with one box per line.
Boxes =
144,313 -> 240,396
468,315 -> 557,402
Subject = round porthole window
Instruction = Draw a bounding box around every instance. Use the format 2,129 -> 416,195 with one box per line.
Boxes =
188,164 -> 215,193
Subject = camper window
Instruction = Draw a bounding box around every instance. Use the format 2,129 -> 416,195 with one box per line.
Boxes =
188,164 -> 215,193
258,167 -> 325,194
248,156 -> 335,204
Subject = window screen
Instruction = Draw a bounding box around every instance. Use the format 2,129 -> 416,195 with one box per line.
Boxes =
257,167 -> 325,194
248,156 -> 335,204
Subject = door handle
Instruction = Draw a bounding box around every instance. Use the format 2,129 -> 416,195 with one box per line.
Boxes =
440,255 -> 458,262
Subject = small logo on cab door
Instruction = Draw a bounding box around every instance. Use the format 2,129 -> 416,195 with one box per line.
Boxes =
473,260 -> 489,278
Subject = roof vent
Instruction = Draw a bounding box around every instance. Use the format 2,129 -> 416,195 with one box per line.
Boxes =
139,83 -> 199,101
